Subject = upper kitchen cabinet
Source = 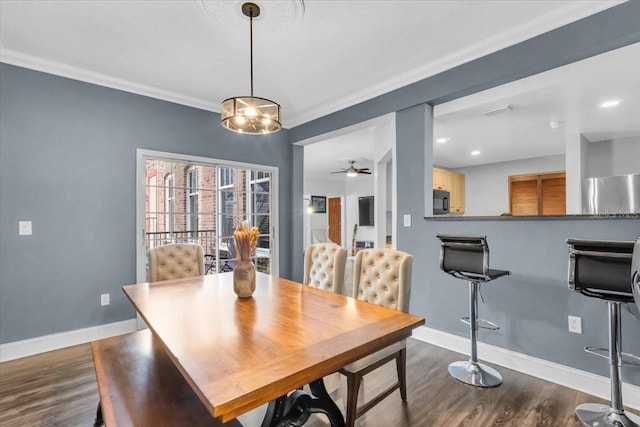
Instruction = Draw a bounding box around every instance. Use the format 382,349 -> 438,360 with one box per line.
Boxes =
433,167 -> 465,213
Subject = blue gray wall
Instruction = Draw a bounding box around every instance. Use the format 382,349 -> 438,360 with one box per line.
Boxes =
0,64 -> 293,343
291,3 -> 640,384
1,2 -> 639,387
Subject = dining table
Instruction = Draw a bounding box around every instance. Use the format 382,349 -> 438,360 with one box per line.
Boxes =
122,272 -> 425,426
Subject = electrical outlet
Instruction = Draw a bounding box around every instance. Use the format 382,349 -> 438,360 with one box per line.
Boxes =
568,315 -> 582,334
19,221 -> 32,236
101,293 -> 110,306
403,214 -> 411,227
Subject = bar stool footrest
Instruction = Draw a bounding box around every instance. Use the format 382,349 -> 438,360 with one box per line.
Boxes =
460,317 -> 500,330
584,347 -> 640,366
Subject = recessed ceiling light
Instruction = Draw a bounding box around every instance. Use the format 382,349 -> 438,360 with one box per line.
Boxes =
471,150 -> 481,156
600,100 -> 620,108
436,137 -> 450,144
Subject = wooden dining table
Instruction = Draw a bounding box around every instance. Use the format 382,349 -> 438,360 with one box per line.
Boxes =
122,272 -> 425,426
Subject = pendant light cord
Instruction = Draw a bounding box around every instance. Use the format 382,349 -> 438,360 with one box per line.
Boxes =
249,6 -> 254,97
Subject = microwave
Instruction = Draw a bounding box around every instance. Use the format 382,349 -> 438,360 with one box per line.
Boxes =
433,189 -> 450,215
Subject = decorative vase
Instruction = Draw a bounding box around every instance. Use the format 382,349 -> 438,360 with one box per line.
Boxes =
233,259 -> 256,298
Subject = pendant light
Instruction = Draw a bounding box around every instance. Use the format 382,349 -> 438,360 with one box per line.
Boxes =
221,2 -> 281,135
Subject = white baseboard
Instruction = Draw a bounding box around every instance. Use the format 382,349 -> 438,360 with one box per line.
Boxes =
0,319 -> 137,362
411,326 -> 640,411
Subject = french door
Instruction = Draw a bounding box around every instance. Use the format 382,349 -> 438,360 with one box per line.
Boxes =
136,150 -> 278,284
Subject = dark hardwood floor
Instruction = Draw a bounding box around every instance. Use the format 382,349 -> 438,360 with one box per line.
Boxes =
0,338 -> 624,426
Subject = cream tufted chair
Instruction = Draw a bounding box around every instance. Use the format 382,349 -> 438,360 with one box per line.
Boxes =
303,243 -> 347,294
147,243 -> 205,282
339,248 -> 413,427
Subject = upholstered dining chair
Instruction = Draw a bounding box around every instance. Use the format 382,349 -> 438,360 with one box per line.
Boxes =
339,248 -> 413,427
147,243 -> 205,282
303,243 -> 347,294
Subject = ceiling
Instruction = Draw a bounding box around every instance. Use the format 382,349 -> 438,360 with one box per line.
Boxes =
2,1 -> 632,180
433,41 -> 640,169
0,0 -> 619,130
305,41 -> 640,179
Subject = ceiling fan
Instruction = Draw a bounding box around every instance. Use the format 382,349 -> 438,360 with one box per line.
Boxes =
330,160 -> 371,177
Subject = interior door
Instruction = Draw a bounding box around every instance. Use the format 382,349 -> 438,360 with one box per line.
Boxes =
328,197 -> 341,245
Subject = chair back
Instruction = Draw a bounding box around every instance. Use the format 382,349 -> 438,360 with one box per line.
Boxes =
436,234 -> 489,278
148,243 -> 204,282
303,243 -> 347,293
353,248 -> 413,312
567,238 -> 635,302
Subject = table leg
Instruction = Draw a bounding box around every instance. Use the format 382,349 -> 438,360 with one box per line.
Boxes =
260,379 -> 345,427
261,396 -> 287,427
308,379 -> 345,427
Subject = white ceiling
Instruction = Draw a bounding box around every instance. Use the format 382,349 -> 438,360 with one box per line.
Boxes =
2,0 -> 633,179
0,0 -> 619,129
305,41 -> 640,179
433,41 -> 640,169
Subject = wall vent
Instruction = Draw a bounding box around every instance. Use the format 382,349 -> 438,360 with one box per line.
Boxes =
481,104 -> 515,116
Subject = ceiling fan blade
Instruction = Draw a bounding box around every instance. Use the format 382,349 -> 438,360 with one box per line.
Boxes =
358,171 -> 372,174
330,170 -> 348,174
355,168 -> 370,173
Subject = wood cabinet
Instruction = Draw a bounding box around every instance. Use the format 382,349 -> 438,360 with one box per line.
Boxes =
433,168 -> 465,213
509,172 -> 565,216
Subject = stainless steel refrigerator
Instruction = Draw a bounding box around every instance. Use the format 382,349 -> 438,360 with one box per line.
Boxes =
582,173 -> 640,215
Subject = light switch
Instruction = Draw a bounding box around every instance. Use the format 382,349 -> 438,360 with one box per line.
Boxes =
19,221 -> 32,236
403,214 -> 411,227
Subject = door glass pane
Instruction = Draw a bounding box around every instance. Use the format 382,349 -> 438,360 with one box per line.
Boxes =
145,158 -> 275,279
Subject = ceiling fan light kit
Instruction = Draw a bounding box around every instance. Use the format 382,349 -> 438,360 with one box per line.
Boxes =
221,2 -> 281,135
331,160 -> 371,177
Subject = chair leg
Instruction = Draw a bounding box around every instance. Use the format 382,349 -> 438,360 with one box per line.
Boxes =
396,347 -> 407,401
345,371 -> 362,427
93,401 -> 103,426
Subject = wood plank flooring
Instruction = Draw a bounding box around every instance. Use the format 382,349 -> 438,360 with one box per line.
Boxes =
0,338 -> 629,426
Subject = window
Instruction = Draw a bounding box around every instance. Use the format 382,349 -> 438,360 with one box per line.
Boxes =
220,167 -> 233,189
165,174 -> 174,237
139,153 -> 277,282
187,167 -> 198,239
249,171 -> 272,250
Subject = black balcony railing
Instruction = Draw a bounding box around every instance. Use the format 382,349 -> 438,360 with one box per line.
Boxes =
145,229 -> 271,274
145,229 -> 216,253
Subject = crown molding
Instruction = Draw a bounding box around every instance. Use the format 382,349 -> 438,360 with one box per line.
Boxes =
1,1 -> 620,129
0,48 -> 219,114
285,1 -> 622,128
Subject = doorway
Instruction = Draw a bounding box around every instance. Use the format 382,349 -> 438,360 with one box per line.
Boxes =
328,197 -> 342,245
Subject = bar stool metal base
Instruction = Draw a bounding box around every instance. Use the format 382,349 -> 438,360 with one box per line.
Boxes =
576,403 -> 640,427
448,360 -> 502,388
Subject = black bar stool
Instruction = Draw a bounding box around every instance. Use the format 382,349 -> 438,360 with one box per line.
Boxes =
436,234 -> 510,387
567,238 -> 640,427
